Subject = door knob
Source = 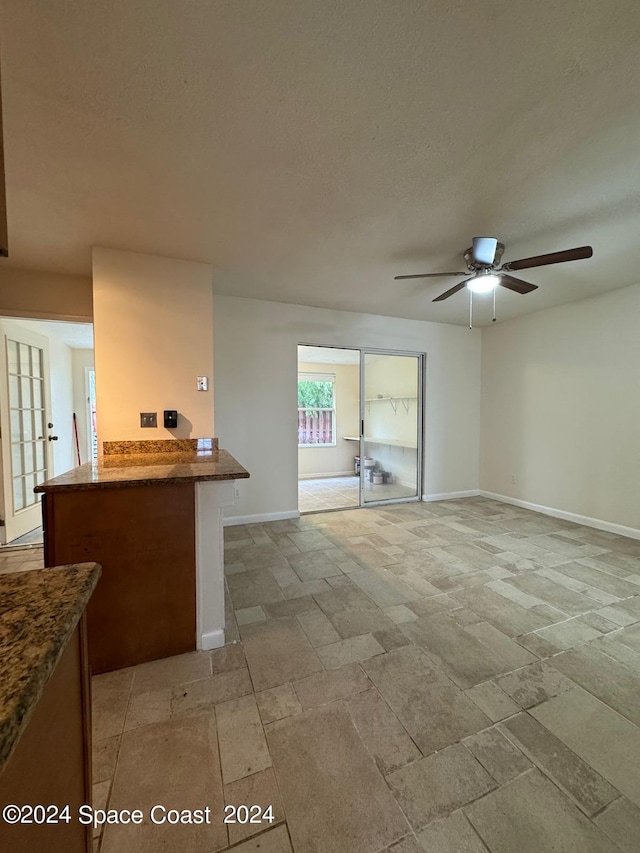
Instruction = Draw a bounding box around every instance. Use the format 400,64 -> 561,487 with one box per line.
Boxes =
48,435 -> 58,441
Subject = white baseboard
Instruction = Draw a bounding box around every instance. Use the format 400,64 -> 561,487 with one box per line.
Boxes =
298,471 -> 355,480
422,490 -> 480,502
223,510 -> 301,527
199,628 -> 225,650
479,490 -> 640,541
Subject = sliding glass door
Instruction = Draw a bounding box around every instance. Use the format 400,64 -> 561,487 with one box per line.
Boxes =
360,351 -> 423,505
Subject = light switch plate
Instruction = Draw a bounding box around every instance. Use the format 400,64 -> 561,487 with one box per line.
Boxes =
197,376 -> 209,391
140,412 -> 157,428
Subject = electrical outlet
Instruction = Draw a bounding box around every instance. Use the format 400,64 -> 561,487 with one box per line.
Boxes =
140,412 -> 157,428
511,474 -> 516,484
234,487 -> 240,498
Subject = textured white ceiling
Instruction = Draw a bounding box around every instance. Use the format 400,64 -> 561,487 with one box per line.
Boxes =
1,1 -> 639,325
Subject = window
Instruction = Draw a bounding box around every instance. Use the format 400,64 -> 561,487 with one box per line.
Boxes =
298,372 -> 335,446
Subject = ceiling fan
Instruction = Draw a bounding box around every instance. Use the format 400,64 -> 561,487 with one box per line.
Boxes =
395,238 -> 593,327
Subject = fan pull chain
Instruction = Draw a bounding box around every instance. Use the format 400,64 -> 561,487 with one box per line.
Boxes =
469,291 -> 473,329
493,288 -> 497,322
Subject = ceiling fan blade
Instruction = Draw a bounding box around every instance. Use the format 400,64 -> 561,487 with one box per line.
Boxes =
472,237 -> 498,266
503,245 -> 593,271
394,272 -> 467,280
432,280 -> 471,302
498,274 -> 538,294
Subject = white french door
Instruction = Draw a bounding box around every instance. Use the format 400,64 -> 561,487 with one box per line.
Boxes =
0,321 -> 53,543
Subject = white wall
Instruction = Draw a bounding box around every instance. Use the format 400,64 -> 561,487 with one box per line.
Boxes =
480,282 -> 640,533
47,335 -> 75,475
0,267 -> 93,321
92,248 -> 214,445
297,360 -> 359,478
72,349 -> 95,464
365,354 -> 420,450
214,296 -> 481,520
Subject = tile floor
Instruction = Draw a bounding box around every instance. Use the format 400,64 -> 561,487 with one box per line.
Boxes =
5,525 -> 45,546
7,497 -> 640,851
298,475 -> 417,512
0,525 -> 44,555
0,545 -> 45,574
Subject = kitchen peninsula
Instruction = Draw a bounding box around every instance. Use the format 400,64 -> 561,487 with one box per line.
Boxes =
35,439 -> 249,674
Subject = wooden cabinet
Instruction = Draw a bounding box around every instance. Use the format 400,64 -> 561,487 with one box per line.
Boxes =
43,483 -> 197,673
0,619 -> 92,853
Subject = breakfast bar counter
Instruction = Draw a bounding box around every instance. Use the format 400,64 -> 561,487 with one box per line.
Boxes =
35,447 -> 249,491
35,440 -> 249,674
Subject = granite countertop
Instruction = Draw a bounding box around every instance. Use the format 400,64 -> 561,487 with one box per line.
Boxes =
34,448 -> 250,493
0,563 -> 101,770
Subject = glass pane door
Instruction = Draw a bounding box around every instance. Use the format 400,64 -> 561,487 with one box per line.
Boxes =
0,320 -> 52,544
88,368 -> 98,463
361,352 -> 422,504
7,338 -> 48,511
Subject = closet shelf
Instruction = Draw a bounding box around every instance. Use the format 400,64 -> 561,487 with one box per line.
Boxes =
363,396 -> 417,402
363,395 -> 416,413
342,436 -> 418,449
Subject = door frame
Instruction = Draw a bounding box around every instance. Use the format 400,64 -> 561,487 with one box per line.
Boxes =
85,365 -> 98,464
297,343 -> 425,512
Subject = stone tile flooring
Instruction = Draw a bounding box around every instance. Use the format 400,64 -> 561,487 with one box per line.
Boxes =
8,497 -> 640,851
0,545 -> 45,574
3,525 -> 45,546
298,475 -> 417,512
89,497 -> 640,851
298,476 -> 360,512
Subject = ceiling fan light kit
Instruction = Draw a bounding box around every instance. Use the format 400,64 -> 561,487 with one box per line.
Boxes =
467,272 -> 500,293
395,239 -> 593,328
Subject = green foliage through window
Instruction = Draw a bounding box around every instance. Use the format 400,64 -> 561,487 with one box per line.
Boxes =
298,375 -> 335,445
298,379 -> 334,409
